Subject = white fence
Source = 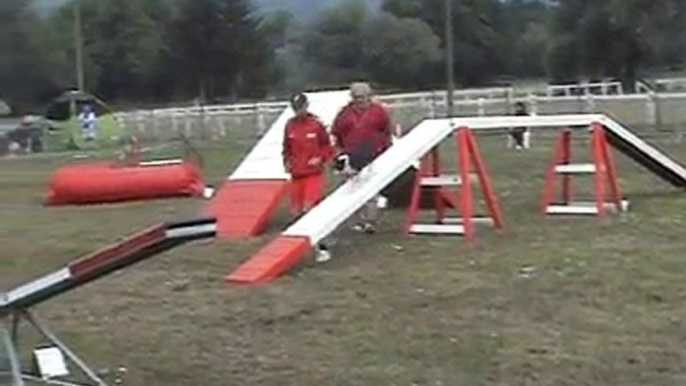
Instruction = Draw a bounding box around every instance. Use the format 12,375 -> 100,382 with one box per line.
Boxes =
113,83 -> 686,142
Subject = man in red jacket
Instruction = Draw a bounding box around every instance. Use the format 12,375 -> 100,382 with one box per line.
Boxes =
283,92 -> 333,220
330,82 -> 393,233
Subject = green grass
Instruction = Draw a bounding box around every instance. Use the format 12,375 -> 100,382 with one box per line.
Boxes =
2,130 -> 686,386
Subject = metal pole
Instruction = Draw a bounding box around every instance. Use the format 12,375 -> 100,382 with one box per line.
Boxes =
1,320 -> 25,386
74,2 -> 85,91
24,311 -> 107,386
445,0 -> 455,118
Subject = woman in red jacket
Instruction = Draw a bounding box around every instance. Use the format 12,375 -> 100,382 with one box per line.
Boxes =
330,82 -> 393,233
282,93 -> 333,219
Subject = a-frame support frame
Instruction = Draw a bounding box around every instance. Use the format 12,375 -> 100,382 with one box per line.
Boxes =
1,309 -> 107,386
542,122 -> 627,217
404,126 -> 505,241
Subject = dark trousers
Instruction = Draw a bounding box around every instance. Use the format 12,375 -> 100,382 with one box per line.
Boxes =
510,128 -> 527,147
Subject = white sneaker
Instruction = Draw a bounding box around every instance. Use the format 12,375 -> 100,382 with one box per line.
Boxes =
362,223 -> 376,234
350,223 -> 365,232
350,222 -> 376,234
376,196 -> 388,209
315,248 -> 331,263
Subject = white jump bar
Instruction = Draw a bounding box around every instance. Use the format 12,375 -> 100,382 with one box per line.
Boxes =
420,174 -> 478,187
555,163 -> 596,174
409,224 -> 466,235
443,217 -> 495,225
546,200 -> 630,215
421,175 -> 461,186
139,159 -> 184,167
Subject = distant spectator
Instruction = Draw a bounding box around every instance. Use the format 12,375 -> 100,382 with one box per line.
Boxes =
509,101 -> 530,150
78,104 -> 98,141
5,116 -> 43,155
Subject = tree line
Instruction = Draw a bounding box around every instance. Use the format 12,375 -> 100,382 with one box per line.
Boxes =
3,0 -> 686,113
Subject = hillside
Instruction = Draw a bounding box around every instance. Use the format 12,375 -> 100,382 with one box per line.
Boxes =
254,0 -> 383,20
32,0 -> 70,14
32,0 -> 382,19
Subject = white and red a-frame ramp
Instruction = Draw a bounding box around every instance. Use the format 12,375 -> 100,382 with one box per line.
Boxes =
226,114 -> 686,285
203,90 -> 351,239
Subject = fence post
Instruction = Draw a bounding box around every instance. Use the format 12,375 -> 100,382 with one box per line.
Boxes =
430,92 -> 438,118
586,94 -> 596,113
149,110 -> 156,139
184,109 -> 192,138
257,104 -> 268,136
506,88 -> 514,114
528,93 -> 538,115
219,114 -> 227,138
171,112 -> 178,136
200,105 -> 208,139
477,98 -> 485,116
647,91 -> 660,130
422,94 -> 435,119
136,111 -> 145,136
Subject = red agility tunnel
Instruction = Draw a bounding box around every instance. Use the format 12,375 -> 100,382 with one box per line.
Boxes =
45,160 -> 207,206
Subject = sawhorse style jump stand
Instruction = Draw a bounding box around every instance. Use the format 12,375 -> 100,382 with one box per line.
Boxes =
404,126 -> 505,241
1,308 -> 107,386
542,122 -> 629,217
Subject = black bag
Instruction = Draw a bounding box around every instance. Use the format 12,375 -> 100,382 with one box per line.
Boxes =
348,140 -> 377,172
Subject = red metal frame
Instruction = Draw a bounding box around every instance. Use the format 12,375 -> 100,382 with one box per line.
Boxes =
542,122 -> 623,217
403,126 -> 505,242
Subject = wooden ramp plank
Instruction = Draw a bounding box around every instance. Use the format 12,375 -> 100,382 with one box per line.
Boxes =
203,180 -> 288,239
226,236 -> 311,285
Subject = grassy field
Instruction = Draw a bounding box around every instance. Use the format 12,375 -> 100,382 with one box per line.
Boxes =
2,129 -> 686,386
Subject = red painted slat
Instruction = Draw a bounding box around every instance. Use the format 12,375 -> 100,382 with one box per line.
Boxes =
203,180 -> 288,239
69,225 -> 166,279
226,236 -> 311,284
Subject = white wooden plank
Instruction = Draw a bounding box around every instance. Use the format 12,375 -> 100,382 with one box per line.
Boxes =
165,223 -> 217,239
599,116 -> 686,183
229,111 -> 686,185
283,119 -> 456,243
281,115 -> 603,243
443,217 -> 495,225
421,175 -> 462,186
139,159 -> 183,167
6,268 -> 71,304
273,113 -> 681,246
410,224 -> 465,235
547,200 -> 629,215
555,164 -> 596,174
438,114 -> 605,130
546,205 -> 599,215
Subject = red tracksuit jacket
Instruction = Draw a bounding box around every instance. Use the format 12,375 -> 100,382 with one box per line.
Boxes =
283,113 -> 333,178
331,102 -> 392,157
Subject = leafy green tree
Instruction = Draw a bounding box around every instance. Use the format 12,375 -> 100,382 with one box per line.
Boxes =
0,0 -> 70,111
548,0 -> 686,89
301,0 -> 370,84
87,0 -> 164,100
361,13 -> 443,88
382,0 -> 509,86
501,0 -> 551,77
169,0 -> 272,101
